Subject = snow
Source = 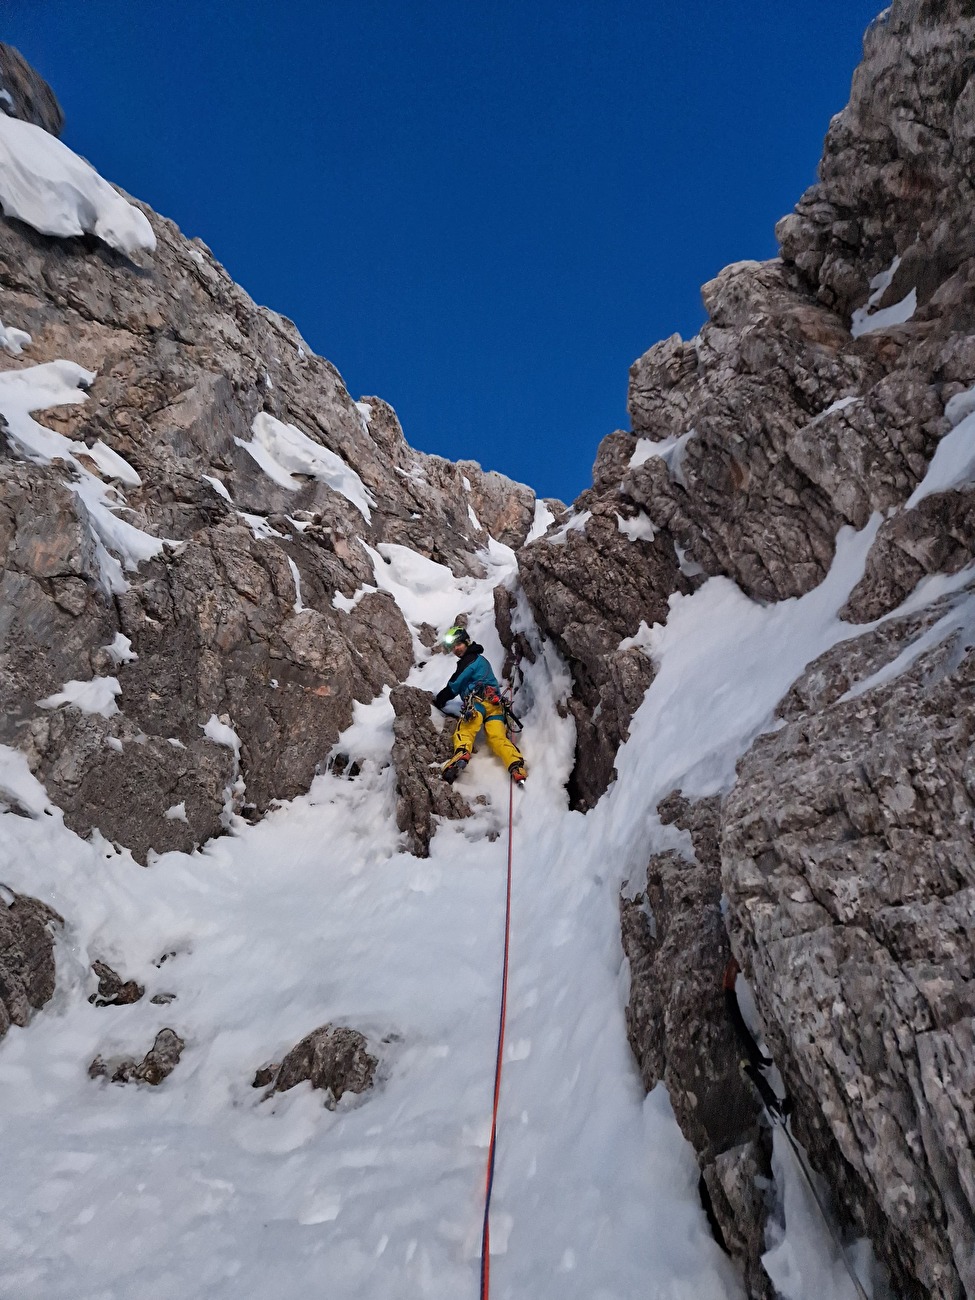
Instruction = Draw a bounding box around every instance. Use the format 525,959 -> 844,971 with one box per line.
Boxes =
850,257 -> 916,337
203,715 -> 242,758
526,498 -> 556,543
38,677 -> 122,719
203,474 -> 234,503
287,556 -> 306,613
0,318 -> 31,355
164,803 -> 189,824
355,401 -> 373,425
0,491 -> 927,1299
332,585 -> 377,614
617,511 -> 657,542
0,114 -> 156,257
545,509 -> 591,545
0,361 -> 173,592
77,440 -> 142,487
0,745 -> 53,817
103,633 -> 138,665
236,413 -> 375,522
906,387 -> 975,508
629,429 -> 695,486
818,395 -> 861,419
467,503 -> 483,531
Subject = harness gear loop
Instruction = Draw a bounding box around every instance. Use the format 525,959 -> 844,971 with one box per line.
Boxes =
479,773 -> 516,1300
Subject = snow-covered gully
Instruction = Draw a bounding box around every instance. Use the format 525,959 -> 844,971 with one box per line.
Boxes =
0,504 -> 939,1299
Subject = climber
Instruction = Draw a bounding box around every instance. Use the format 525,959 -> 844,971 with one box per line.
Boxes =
432,625 -> 526,786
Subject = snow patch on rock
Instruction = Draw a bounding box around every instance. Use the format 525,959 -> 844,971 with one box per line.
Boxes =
0,114 -> 156,256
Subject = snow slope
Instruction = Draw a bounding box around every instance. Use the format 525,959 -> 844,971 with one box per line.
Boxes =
0,488 -> 932,1298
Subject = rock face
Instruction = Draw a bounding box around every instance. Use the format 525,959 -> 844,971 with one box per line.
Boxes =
390,684 -> 470,857
0,888 -> 62,1039
0,62 -> 537,861
723,593 -> 975,1300
255,1023 -> 378,1108
519,0 -> 975,810
621,792 -> 772,1300
0,44 -> 64,137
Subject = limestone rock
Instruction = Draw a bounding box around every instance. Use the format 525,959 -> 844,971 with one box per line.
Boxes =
519,507 -> 685,807
390,684 -> 470,857
621,792 -> 771,1297
89,960 -> 145,1008
89,1028 -> 184,1086
0,107 -> 532,857
722,610 -> 975,1300
255,1023 -> 377,1108
0,44 -> 64,136
0,888 -> 62,1038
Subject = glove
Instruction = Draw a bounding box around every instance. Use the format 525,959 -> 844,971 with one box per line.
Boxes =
433,688 -> 452,711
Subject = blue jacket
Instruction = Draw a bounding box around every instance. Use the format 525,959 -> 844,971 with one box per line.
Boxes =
435,642 -> 499,708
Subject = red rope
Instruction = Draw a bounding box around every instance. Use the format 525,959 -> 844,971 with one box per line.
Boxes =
479,775 -> 515,1299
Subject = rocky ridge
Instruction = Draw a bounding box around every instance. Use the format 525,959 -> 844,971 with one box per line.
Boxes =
0,74 -> 538,863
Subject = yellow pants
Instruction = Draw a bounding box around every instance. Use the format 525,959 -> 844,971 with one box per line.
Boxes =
453,703 -> 524,771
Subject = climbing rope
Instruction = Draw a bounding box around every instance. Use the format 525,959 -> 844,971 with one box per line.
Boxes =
479,774 -> 515,1300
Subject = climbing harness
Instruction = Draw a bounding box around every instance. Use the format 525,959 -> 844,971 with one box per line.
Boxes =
726,961 -> 870,1300
479,772 -> 516,1300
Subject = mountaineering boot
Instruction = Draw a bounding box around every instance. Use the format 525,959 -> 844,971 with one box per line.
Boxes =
441,751 -> 470,784
508,761 -> 527,786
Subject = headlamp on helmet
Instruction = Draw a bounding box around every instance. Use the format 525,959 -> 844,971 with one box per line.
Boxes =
443,624 -> 469,649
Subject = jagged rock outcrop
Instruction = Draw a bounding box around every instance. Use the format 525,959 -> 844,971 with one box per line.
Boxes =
723,586 -> 975,1300
0,888 -> 62,1038
390,683 -> 470,857
254,1023 -> 378,1108
519,0 -> 975,810
621,792 -> 772,1299
89,1027 -> 185,1085
0,55 -> 538,859
88,960 -> 145,1007
0,43 -> 63,137
519,505 -> 687,807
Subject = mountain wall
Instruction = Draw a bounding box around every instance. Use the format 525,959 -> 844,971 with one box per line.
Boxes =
0,76 -> 538,863
517,2 -> 975,1295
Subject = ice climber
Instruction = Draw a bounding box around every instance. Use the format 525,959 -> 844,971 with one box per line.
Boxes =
432,624 -> 527,785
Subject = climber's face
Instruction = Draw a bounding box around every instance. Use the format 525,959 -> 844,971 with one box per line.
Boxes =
451,640 -> 467,657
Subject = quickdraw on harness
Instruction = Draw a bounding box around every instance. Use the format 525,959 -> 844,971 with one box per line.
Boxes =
459,683 -> 523,732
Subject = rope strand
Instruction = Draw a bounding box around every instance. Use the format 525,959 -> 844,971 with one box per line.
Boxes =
479,775 -> 515,1300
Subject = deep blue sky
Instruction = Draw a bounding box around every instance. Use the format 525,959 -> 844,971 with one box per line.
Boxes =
2,1 -> 881,503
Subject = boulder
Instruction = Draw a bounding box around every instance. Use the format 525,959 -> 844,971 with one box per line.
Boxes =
89,1028 -> 185,1086
254,1023 -> 377,1108
0,888 -> 62,1038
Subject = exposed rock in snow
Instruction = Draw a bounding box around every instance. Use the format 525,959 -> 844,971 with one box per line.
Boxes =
390,684 -> 470,856
88,960 -> 145,1008
0,889 -> 62,1039
89,1027 -> 185,1086
256,1023 -> 378,1108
